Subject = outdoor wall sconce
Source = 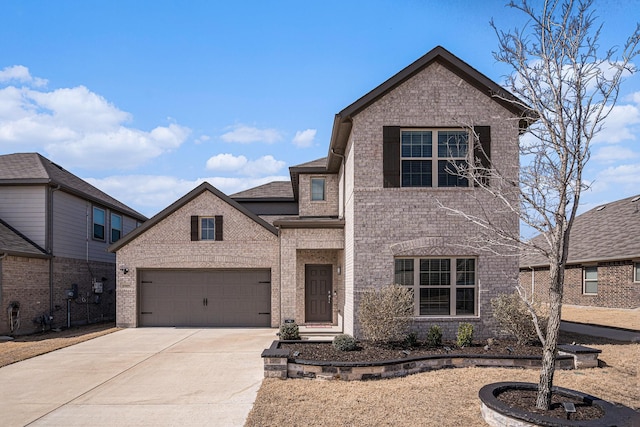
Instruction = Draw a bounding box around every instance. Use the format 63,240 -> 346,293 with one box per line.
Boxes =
337,266 -> 342,275
120,265 -> 129,275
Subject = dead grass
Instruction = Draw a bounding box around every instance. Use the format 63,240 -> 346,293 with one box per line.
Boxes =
561,305 -> 639,330
246,341 -> 638,427
0,322 -> 119,368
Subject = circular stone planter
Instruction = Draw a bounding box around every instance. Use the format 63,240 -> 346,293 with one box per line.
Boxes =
479,382 -> 639,427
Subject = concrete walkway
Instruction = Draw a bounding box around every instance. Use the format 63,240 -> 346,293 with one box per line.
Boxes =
0,328 -> 276,427
560,321 -> 640,343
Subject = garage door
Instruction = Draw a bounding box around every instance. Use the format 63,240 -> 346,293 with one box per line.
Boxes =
139,269 -> 271,327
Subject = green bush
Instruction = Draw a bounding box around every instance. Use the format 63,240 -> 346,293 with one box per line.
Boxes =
491,293 -> 547,345
279,322 -> 300,340
426,325 -> 442,347
332,334 -> 357,351
358,284 -> 414,344
456,323 -> 474,348
404,332 -> 419,348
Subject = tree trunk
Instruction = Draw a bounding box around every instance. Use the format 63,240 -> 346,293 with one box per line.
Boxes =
536,275 -> 563,409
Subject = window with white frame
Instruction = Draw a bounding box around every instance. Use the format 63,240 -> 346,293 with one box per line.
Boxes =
395,257 -> 477,316
110,213 -> 122,243
93,207 -> 105,240
311,177 -> 326,201
401,129 -> 469,188
200,217 -> 215,240
634,262 -> 640,283
583,266 -> 598,294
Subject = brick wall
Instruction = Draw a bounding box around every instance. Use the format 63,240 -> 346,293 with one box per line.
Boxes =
519,261 -> 640,309
341,61 -> 521,340
298,174 -> 339,217
115,190 -> 280,327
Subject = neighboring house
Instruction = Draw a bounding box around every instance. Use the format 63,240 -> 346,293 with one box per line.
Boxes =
0,153 -> 146,335
110,46 -> 531,339
519,195 -> 640,309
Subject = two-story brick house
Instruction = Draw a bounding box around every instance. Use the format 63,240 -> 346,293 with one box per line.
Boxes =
110,46 -> 530,338
0,153 -> 146,335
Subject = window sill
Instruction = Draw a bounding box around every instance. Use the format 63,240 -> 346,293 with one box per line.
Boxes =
411,316 -> 480,321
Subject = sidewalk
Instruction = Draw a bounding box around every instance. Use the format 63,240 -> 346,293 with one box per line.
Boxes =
561,305 -> 639,331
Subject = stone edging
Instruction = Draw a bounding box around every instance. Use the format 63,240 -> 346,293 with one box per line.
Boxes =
262,341 -> 577,381
479,382 -> 640,427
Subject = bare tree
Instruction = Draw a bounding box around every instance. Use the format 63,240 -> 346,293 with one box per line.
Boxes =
441,0 -> 639,410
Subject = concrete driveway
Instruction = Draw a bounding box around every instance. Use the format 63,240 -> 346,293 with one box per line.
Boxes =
0,328 -> 276,427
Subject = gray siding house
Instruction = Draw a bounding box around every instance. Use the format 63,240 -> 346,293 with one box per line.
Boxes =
0,153 -> 146,335
520,194 -> 640,310
111,46 -> 530,339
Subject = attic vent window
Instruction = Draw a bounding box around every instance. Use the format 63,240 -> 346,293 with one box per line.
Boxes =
596,205 -> 606,211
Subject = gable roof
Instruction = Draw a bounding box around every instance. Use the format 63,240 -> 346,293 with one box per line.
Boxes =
326,46 -> 534,172
108,182 -> 278,252
0,218 -> 50,258
230,181 -> 294,200
288,157 -> 328,201
0,153 -> 146,221
520,194 -> 640,268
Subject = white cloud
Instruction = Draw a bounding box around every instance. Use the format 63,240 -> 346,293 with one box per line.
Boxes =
206,153 -> 248,172
0,65 -> 48,87
593,103 -> 640,144
292,128 -> 316,148
589,163 -> 640,194
592,145 -> 639,163
205,153 -> 285,177
86,174 -> 290,218
194,134 -> 211,144
0,76 -> 190,170
220,124 -> 283,144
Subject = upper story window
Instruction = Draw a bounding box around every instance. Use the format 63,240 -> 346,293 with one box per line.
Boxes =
383,126 -> 491,189
395,257 -> 477,316
311,177 -> 326,201
635,262 -> 640,283
583,266 -> 598,294
92,207 -> 105,240
190,215 -> 223,241
401,129 -> 469,187
110,213 -> 122,243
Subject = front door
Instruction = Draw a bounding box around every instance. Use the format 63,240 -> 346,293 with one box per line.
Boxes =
305,264 -> 333,323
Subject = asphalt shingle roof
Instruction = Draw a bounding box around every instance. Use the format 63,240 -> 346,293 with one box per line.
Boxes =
0,218 -> 48,257
230,181 -> 294,200
0,153 -> 146,220
520,194 -> 640,267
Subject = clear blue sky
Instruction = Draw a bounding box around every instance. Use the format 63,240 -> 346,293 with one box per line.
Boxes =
1,0 -> 638,218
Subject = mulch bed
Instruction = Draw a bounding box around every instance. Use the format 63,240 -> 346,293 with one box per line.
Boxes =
282,338 -> 542,363
497,389 -> 605,421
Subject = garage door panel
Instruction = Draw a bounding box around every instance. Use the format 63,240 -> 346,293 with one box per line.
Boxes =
139,269 -> 271,327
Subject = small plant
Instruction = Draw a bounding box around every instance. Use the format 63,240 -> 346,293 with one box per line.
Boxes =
279,322 -> 300,340
456,323 -> 474,348
358,284 -> 413,344
332,334 -> 357,351
491,292 -> 547,345
426,325 -> 442,347
404,332 -> 419,348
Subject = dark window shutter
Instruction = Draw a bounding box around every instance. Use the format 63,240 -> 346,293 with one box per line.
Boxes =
214,215 -> 223,241
190,216 -> 199,241
383,126 -> 401,188
473,126 -> 491,186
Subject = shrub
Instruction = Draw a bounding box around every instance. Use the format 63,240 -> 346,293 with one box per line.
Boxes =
426,325 -> 442,347
456,323 -> 474,348
279,322 -> 300,340
358,284 -> 413,344
332,334 -> 357,351
491,293 -> 547,345
404,332 -> 419,348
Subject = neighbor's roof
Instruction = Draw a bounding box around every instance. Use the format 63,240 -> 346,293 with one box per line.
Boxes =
0,153 -> 146,221
326,45 -> 535,172
520,194 -> 640,268
108,182 -> 278,252
0,218 -> 50,258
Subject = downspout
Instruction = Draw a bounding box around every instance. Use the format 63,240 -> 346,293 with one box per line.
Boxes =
330,148 -> 346,220
47,185 -> 61,317
0,253 -> 6,307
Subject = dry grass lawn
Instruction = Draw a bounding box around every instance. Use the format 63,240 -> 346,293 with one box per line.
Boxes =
246,339 -> 639,427
562,305 -> 639,330
0,322 -> 119,368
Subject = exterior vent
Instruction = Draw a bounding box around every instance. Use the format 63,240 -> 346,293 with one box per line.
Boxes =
596,205 -> 606,211
632,196 -> 640,202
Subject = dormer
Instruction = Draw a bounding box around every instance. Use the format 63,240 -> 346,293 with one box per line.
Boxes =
289,158 -> 339,218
